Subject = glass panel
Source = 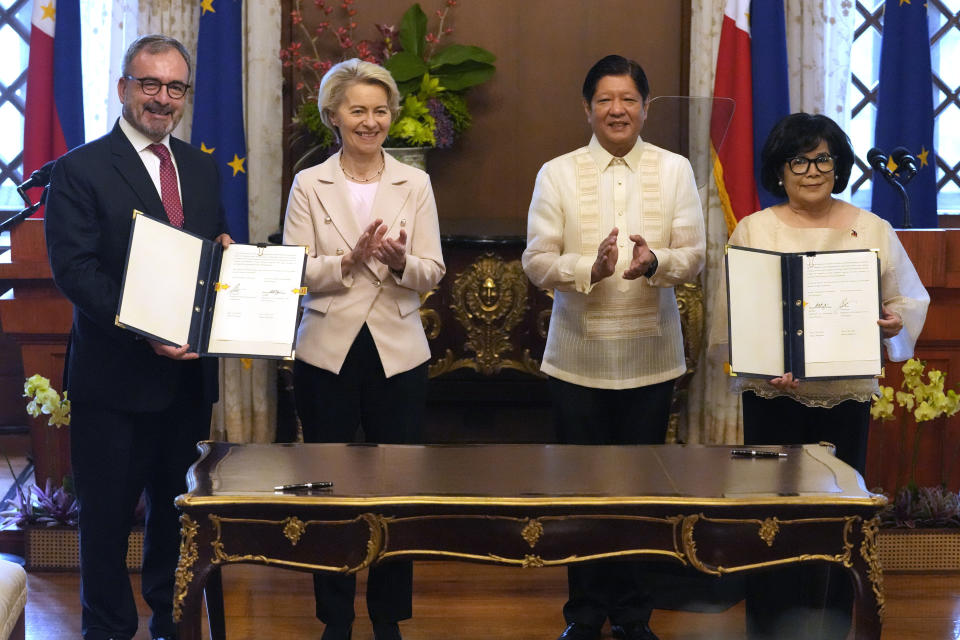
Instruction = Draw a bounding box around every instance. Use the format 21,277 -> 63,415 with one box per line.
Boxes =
0,101 -> 23,164
936,103 -> 960,189
0,177 -> 20,211
0,24 -> 24,86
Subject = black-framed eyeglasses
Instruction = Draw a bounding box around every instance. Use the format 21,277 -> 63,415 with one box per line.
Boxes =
787,154 -> 835,175
124,75 -> 191,99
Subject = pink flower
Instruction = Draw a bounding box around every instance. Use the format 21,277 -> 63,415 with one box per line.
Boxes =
425,33 -> 437,43
291,10 -> 302,24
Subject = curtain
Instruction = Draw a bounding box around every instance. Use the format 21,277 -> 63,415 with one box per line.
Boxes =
139,0 -> 282,443
81,0 -> 139,142
685,0 -> 855,445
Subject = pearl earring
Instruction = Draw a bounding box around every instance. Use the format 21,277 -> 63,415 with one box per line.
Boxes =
778,179 -> 783,186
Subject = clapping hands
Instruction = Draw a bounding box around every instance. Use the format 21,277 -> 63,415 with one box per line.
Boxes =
341,219 -> 406,278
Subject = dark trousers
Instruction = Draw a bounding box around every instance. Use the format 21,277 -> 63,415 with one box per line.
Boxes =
72,396 -> 211,640
741,391 -> 870,640
294,324 -> 426,625
549,376 -> 676,628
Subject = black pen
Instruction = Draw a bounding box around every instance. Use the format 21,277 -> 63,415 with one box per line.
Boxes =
274,481 -> 334,491
730,449 -> 787,459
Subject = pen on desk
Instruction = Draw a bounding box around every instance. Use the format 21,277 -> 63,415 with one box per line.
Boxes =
730,449 -> 787,459
274,481 -> 334,491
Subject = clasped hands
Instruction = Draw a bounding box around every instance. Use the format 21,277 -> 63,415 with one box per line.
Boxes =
341,218 -> 407,279
591,227 -> 656,284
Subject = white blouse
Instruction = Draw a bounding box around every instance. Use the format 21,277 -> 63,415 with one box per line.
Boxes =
711,207 -> 930,407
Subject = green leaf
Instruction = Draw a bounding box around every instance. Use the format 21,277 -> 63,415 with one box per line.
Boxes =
398,3 -> 427,59
384,51 -> 429,83
428,44 -> 496,68
432,61 -> 496,91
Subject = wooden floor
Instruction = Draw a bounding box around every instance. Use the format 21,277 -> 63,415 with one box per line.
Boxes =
24,562 -> 960,639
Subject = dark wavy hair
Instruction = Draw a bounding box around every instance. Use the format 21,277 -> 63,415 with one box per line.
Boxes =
759,113 -> 855,198
582,55 -> 649,103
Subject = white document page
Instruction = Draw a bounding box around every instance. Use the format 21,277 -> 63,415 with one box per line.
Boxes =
727,247 -> 785,377
206,244 -> 305,358
117,214 -> 201,346
802,251 -> 881,378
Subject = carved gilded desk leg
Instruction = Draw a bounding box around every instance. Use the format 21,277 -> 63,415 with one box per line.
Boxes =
849,516 -> 885,640
175,512 -> 217,640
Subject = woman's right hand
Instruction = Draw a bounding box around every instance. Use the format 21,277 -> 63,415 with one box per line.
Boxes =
769,371 -> 800,391
341,218 -> 387,278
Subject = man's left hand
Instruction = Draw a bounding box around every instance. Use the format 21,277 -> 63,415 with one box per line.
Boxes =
215,233 -> 234,249
623,234 -> 656,279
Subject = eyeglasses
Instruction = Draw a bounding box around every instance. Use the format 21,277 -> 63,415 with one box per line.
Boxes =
124,75 -> 191,99
787,154 -> 835,175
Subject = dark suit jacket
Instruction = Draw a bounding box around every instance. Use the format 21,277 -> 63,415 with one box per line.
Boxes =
45,120 -> 227,412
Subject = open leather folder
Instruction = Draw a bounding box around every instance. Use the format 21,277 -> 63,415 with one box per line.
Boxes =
116,211 -> 307,359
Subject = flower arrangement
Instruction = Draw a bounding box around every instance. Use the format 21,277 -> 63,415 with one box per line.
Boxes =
23,373 -> 70,428
281,0 -> 495,168
871,358 -> 960,528
0,374 -> 75,529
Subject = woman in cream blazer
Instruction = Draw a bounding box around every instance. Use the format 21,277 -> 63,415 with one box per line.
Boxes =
281,59 -> 444,640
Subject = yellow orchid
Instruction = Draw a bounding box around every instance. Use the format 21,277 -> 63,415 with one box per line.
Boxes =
870,386 -> 895,420
23,374 -> 71,429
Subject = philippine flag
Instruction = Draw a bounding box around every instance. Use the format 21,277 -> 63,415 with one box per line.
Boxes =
23,0 -> 84,205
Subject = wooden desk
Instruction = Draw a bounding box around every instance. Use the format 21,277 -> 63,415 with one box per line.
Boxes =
175,442 -> 887,639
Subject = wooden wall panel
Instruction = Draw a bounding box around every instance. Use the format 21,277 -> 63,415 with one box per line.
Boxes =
865,230 -> 960,493
281,0 -> 690,230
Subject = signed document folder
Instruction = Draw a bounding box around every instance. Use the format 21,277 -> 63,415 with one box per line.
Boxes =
116,211 -> 307,359
725,245 -> 882,380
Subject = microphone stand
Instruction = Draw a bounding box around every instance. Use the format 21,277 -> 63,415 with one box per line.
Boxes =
0,201 -> 43,234
887,176 -> 912,229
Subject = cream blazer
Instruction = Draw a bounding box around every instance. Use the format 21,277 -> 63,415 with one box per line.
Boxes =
283,152 -> 445,377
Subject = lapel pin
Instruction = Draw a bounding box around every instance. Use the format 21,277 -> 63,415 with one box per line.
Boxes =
324,216 -> 332,224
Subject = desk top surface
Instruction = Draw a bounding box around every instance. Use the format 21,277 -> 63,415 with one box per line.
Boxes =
180,442 -> 883,509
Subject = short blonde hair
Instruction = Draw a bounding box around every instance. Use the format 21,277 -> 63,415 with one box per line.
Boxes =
318,59 -> 401,139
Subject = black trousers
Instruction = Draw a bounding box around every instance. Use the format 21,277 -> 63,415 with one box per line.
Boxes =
72,396 -> 211,640
549,376 -> 676,628
294,324 -> 426,626
741,391 -> 870,640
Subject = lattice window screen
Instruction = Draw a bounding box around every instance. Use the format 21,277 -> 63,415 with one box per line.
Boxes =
848,0 -> 960,215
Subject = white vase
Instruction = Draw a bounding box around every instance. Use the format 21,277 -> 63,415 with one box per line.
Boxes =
384,147 -> 430,171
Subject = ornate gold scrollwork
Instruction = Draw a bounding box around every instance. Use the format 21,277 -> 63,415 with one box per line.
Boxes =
758,517 -> 779,547
419,287 -> 442,340
173,514 -> 199,622
429,252 -> 544,378
282,516 -> 306,546
522,554 -> 545,568
860,516 -> 886,619
521,518 -> 544,549
207,513 -> 384,573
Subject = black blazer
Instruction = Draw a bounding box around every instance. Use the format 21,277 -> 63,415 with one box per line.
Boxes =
45,120 -> 227,412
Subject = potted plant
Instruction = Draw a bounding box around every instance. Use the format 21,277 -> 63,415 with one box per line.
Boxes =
281,0 -> 496,170
3,375 -> 143,570
871,359 -> 960,571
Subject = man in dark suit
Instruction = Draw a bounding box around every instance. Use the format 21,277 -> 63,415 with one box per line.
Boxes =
44,35 -> 232,640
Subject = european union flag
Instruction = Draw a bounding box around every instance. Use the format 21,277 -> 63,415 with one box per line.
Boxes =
750,0 -> 789,209
872,0 -> 937,228
191,0 -> 249,242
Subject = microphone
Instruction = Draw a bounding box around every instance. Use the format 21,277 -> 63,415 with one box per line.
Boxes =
891,146 -> 918,184
867,148 -> 892,179
17,160 -> 55,193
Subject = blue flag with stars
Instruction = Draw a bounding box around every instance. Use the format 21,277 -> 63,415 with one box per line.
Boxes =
192,0 -> 249,242
872,0 -> 937,228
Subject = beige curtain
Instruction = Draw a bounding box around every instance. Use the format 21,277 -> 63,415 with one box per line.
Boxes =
685,0 -> 854,445
139,0 -> 282,443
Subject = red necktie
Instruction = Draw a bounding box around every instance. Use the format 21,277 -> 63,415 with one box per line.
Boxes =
147,143 -> 185,228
